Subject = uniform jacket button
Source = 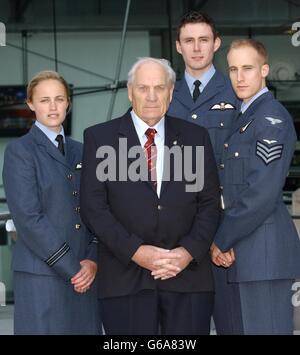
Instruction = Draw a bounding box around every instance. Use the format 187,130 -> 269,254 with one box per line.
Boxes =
235,152 -> 239,157
157,205 -> 163,210
224,143 -> 229,148
220,122 -> 224,127
75,224 -> 81,230
220,164 -> 225,169
75,206 -> 80,213
191,114 -> 197,120
73,191 -> 78,196
67,174 -> 73,180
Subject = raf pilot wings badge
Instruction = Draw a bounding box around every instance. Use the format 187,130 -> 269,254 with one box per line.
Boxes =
210,102 -> 236,111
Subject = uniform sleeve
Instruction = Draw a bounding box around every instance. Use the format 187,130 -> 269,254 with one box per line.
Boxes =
80,129 -> 143,266
180,129 -> 221,263
2,142 -> 81,281
214,117 -> 296,252
84,235 -> 98,262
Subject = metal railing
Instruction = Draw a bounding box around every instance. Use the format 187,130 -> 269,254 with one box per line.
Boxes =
0,212 -> 11,221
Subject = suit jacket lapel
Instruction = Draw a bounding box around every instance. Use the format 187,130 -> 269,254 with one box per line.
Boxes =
118,111 -> 156,193
118,111 -> 142,166
173,78 -> 194,109
30,124 -> 71,169
231,92 -> 272,136
65,138 -> 79,170
194,71 -> 224,108
160,116 -> 181,196
173,71 -> 227,110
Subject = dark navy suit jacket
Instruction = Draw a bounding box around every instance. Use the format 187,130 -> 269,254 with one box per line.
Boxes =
80,112 -> 221,298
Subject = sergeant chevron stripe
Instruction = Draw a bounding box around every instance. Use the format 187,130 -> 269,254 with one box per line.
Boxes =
45,242 -> 70,267
256,141 -> 283,165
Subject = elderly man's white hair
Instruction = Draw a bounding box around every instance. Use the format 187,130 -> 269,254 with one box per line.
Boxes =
127,57 -> 176,86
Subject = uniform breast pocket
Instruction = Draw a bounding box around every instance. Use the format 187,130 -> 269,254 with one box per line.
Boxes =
225,150 -> 249,185
205,116 -> 232,155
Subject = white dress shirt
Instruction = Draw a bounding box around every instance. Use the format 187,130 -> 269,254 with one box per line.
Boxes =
131,110 -> 165,197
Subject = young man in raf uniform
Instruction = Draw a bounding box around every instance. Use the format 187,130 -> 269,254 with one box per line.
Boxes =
211,39 -> 300,335
167,11 -> 240,165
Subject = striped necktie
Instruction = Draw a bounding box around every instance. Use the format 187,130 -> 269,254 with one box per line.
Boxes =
144,128 -> 157,190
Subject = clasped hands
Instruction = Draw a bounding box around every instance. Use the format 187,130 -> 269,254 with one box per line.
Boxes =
71,259 -> 97,293
132,245 -> 193,281
210,242 -> 235,268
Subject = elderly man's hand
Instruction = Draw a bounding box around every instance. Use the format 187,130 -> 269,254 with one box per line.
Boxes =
132,245 -> 181,278
151,246 -> 193,280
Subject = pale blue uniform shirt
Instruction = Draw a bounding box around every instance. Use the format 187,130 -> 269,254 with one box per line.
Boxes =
35,120 -> 65,147
185,65 -> 216,97
240,87 -> 269,114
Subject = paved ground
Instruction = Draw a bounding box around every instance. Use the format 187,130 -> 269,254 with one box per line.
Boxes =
0,305 -> 13,335
0,305 -> 299,335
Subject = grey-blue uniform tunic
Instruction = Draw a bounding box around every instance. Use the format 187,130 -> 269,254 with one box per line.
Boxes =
2,124 -> 100,335
167,66 -> 240,333
167,67 -> 240,165
213,90 -> 300,334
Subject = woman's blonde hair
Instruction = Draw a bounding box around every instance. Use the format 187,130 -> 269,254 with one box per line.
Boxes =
27,70 -> 71,103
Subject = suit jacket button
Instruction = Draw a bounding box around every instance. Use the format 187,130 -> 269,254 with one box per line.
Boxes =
75,224 -> 81,230
73,191 -> 78,196
157,205 -> 163,210
67,174 -> 73,180
191,114 -> 197,120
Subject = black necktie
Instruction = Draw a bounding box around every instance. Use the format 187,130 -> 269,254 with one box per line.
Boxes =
55,134 -> 65,156
192,80 -> 201,102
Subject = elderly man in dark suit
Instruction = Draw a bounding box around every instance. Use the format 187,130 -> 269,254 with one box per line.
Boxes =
80,57 -> 221,335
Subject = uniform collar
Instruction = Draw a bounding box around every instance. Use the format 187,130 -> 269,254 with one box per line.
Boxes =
184,64 -> 216,94
240,87 -> 269,114
35,120 -> 65,147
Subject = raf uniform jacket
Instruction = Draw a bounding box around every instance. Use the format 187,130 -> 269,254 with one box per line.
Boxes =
80,112 -> 221,298
2,125 -> 97,281
167,70 -> 240,165
214,91 -> 300,282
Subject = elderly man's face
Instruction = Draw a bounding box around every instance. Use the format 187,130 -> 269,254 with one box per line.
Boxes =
127,62 -> 174,126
